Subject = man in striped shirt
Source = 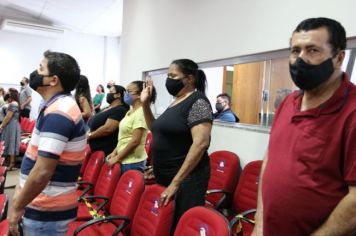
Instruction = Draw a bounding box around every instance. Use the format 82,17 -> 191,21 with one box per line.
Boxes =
9,50 -> 87,236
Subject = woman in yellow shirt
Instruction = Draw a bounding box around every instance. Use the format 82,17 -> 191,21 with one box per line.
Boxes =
107,81 -> 156,174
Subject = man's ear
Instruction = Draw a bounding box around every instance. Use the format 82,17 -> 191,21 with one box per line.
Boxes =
50,75 -> 60,86
335,50 -> 345,68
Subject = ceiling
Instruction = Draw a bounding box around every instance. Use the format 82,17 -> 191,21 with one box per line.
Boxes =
0,0 -> 123,37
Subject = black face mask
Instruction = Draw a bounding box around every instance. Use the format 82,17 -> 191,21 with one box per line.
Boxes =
106,93 -> 116,104
29,70 -> 50,91
20,82 -> 25,86
215,103 -> 224,112
165,77 -> 185,96
107,84 -> 112,89
289,57 -> 334,90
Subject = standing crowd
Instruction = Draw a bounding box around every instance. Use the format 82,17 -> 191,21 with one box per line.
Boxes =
1,16 -> 355,236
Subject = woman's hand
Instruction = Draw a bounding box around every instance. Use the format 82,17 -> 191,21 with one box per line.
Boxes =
160,182 -> 179,207
141,78 -> 153,105
144,166 -> 155,180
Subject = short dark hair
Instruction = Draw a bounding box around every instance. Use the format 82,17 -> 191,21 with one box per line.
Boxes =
44,50 -> 80,92
293,17 -> 346,55
217,93 -> 231,104
23,77 -> 29,83
171,59 -> 207,95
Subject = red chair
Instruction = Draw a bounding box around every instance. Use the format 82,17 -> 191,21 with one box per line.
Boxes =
69,170 -> 145,236
174,206 -> 231,236
79,145 -> 92,177
77,151 -> 105,196
0,194 -> 8,221
0,219 -> 9,235
76,162 -> 121,220
229,160 -> 262,236
206,150 -> 240,209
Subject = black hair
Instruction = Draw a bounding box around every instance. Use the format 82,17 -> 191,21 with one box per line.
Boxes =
130,80 -> 156,104
171,59 -> 207,95
44,50 -> 81,92
217,93 -> 231,104
75,75 -> 93,109
293,17 -> 346,55
98,84 -> 105,93
23,77 -> 29,83
112,84 -> 129,109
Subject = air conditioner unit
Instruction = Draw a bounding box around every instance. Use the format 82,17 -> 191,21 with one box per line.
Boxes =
0,19 -> 65,37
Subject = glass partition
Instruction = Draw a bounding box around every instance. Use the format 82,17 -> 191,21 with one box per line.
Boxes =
145,39 -> 356,128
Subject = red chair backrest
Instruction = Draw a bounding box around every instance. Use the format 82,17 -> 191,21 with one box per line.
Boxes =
207,150 -> 240,207
109,170 -> 145,231
131,184 -> 174,236
92,162 -> 121,208
27,119 -> 36,133
145,132 -> 153,165
80,145 -> 92,175
232,160 -> 262,213
174,206 -> 231,236
81,150 -> 105,185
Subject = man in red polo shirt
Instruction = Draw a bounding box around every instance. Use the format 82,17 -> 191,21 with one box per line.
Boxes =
253,18 -> 356,236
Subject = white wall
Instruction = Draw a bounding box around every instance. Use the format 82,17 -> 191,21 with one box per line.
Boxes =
120,0 -> 356,86
0,30 -> 120,118
120,0 -> 356,164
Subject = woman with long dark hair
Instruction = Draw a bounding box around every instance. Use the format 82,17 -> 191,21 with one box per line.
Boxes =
88,85 -> 129,155
0,89 -> 21,170
75,75 -> 93,122
141,59 -> 213,234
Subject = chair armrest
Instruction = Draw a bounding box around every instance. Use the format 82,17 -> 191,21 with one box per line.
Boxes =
73,215 -> 130,236
77,181 -> 94,197
229,208 -> 257,228
79,195 -> 110,212
206,189 -> 229,209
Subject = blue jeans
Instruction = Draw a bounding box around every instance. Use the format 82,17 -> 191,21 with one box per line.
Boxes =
121,160 -> 146,174
22,217 -> 74,236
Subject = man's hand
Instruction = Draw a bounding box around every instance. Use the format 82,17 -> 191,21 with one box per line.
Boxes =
9,206 -> 24,236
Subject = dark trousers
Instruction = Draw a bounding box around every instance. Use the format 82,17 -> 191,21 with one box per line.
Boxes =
20,108 -> 31,118
170,163 -> 210,235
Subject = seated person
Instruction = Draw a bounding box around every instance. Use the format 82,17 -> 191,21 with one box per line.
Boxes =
213,93 -> 239,122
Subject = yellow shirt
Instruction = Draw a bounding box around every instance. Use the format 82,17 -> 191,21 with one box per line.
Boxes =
116,106 -> 148,164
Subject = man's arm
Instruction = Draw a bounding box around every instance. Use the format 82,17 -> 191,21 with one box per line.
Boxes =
21,96 -> 32,110
311,186 -> 356,236
9,156 -> 58,236
251,152 -> 269,236
12,156 -> 58,210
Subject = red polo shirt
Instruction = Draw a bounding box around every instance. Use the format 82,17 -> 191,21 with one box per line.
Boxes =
262,74 -> 356,235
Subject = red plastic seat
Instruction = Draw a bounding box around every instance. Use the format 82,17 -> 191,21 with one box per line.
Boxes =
174,206 -> 231,236
77,151 -> 105,196
0,194 -> 8,221
206,150 -> 240,209
229,160 -> 262,236
0,219 -> 9,235
69,170 -> 145,236
76,162 -> 121,220
79,145 -> 92,176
